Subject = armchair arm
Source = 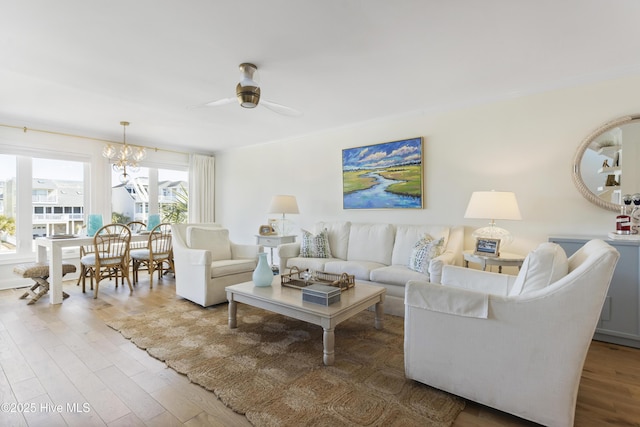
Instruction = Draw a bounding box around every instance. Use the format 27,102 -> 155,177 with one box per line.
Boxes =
428,249 -> 457,284
278,242 -> 301,258
427,225 -> 464,283
172,245 -> 212,297
405,280 -> 490,319
441,265 -> 516,296
277,242 -> 301,273
231,243 -> 262,260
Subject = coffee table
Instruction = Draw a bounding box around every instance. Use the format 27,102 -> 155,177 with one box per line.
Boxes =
226,276 -> 386,365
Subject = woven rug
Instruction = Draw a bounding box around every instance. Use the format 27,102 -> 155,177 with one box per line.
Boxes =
107,300 -> 465,426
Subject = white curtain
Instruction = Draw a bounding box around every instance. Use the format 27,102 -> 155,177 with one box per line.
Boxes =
188,154 -> 215,223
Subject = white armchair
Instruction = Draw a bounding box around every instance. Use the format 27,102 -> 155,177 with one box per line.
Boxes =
404,239 -> 619,427
171,224 -> 262,307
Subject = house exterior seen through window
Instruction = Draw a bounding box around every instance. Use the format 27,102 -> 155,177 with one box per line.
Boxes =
0,153 -> 188,258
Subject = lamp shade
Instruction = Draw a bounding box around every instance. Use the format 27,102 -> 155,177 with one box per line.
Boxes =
268,195 -> 300,215
464,191 -> 522,221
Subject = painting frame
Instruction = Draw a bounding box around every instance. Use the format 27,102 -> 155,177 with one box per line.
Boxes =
342,137 -> 424,209
474,238 -> 501,257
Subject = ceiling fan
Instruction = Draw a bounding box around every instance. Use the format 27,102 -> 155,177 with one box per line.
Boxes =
190,63 -> 302,117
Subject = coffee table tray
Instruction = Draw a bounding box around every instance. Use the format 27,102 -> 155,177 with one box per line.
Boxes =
282,266 -> 355,291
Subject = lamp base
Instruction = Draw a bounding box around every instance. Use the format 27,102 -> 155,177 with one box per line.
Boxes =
275,218 -> 294,236
472,225 -> 513,245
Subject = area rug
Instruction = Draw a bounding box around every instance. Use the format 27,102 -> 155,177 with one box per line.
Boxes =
107,300 -> 465,426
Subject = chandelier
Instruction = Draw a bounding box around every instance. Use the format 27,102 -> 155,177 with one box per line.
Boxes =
102,121 -> 146,183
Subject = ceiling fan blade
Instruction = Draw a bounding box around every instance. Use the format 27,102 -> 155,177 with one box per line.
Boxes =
186,97 -> 236,110
261,99 -> 302,117
205,98 -> 236,107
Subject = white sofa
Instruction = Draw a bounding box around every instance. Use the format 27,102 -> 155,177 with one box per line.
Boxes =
171,223 -> 262,307
404,240 -> 619,427
278,221 -> 464,316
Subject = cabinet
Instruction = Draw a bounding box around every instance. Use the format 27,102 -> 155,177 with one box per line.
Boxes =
549,236 -> 640,348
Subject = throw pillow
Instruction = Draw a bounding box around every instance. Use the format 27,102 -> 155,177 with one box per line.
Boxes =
300,229 -> 332,258
408,234 -> 444,274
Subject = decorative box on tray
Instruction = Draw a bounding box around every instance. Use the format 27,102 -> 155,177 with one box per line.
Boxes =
281,266 -> 355,291
302,284 -> 341,306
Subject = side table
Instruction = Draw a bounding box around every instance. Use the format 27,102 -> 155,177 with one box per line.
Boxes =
463,250 -> 525,273
255,234 -> 297,272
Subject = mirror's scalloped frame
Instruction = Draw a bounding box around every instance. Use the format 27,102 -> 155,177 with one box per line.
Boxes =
573,114 -> 640,212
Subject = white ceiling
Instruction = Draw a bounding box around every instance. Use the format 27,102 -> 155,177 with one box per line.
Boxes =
2,1 -> 640,154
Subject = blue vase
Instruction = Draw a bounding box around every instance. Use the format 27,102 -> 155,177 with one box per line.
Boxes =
147,214 -> 161,231
87,214 -> 103,237
253,253 -> 273,287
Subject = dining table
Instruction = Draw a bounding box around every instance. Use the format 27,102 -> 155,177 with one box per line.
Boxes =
35,233 -> 150,304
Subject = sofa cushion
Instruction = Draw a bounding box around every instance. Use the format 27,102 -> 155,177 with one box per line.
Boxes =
323,260 -> 387,281
187,227 -> 232,261
346,223 -> 394,265
210,259 -> 257,278
300,229 -> 332,258
314,221 -> 351,260
509,243 -> 569,296
286,257 -> 340,272
392,225 -> 450,265
408,235 -> 445,274
370,265 -> 430,286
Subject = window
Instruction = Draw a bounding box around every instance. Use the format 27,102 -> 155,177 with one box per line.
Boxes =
159,168 -> 188,224
0,154 -> 16,254
32,158 -> 85,238
0,155 -> 85,257
111,167 -> 188,225
111,167 -> 148,224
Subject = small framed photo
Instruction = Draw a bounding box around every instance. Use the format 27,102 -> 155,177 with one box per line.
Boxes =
258,224 -> 275,236
474,238 -> 501,257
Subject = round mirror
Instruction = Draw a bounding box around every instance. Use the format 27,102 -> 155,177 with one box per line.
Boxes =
573,114 -> 640,212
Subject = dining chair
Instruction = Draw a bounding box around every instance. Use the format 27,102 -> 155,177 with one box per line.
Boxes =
79,223 -> 133,298
126,221 -> 147,234
126,221 -> 148,251
75,224 -> 98,289
76,215 -> 103,288
131,223 -> 174,288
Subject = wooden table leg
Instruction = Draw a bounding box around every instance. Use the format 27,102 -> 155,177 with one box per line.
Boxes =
323,327 -> 335,365
375,300 -> 384,330
228,298 -> 237,329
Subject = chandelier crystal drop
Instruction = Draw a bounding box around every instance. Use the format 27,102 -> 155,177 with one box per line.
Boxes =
102,121 -> 146,183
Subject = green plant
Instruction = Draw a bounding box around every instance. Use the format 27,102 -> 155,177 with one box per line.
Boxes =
161,184 -> 188,223
111,212 -> 131,224
0,215 -> 16,238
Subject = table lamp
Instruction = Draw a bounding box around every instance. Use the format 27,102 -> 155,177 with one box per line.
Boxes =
267,195 -> 300,236
464,190 -> 522,244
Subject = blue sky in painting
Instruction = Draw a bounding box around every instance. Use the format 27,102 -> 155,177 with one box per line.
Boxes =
342,137 -> 422,171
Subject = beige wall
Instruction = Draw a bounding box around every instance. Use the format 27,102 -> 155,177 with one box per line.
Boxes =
216,74 -> 640,257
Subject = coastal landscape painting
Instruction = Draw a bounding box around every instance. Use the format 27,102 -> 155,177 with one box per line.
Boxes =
342,137 -> 423,209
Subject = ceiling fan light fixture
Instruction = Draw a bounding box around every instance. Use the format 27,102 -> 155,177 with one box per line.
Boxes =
193,62 -> 300,115
236,83 -> 260,108
238,62 -> 259,87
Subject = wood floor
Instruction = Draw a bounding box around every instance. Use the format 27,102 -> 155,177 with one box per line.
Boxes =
0,273 -> 638,427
